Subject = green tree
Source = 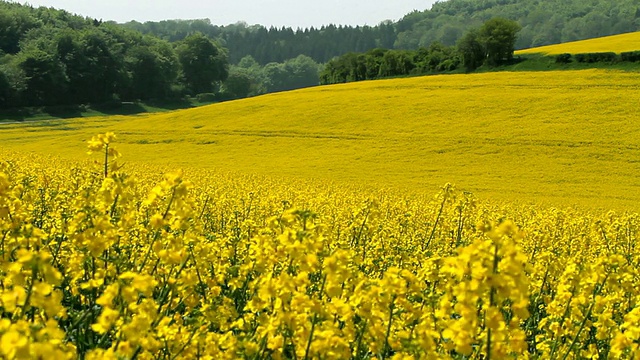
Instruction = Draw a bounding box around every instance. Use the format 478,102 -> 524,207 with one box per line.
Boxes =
0,5 -> 39,54
78,28 -> 125,103
378,50 -> 414,77
283,55 -> 320,89
176,33 -> 229,94
457,29 -> 485,72
479,18 -> 522,66
0,57 -> 26,107
364,48 -> 387,79
0,68 -> 11,107
125,39 -> 178,100
221,67 -> 253,99
18,51 -> 66,106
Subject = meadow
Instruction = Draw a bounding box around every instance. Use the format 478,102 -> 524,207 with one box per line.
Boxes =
1,69 -> 640,209
0,136 -> 639,359
516,31 -> 640,55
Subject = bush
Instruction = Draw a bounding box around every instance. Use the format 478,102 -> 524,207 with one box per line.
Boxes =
574,52 -> 618,63
195,92 -> 217,103
620,51 -> 640,62
555,53 -> 572,64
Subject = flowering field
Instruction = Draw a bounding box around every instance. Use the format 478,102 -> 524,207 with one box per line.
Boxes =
2,70 -> 640,209
0,134 -> 639,359
516,31 -> 640,55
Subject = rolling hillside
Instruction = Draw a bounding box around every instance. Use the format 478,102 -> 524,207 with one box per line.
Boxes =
516,31 -> 640,55
1,69 -> 640,209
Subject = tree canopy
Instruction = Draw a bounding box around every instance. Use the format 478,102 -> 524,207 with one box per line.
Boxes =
122,0 -> 640,65
0,1 -> 324,109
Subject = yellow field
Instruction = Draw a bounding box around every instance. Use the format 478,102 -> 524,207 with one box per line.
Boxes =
2,69 -> 640,209
1,138 -> 639,359
516,31 -> 640,55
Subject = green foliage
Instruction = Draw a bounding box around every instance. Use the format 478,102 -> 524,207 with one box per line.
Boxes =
16,47 -> 68,106
0,2 -> 239,109
574,52 -> 618,63
121,0 -> 640,66
480,18 -> 522,66
555,53 -> 573,64
620,51 -> 640,62
0,68 -> 10,107
321,16 -> 524,85
261,55 -> 320,93
124,39 -> 179,100
457,29 -> 485,72
396,0 -> 640,50
220,54 -> 321,100
320,45 -> 458,85
378,50 -> 415,77
221,68 -> 253,99
176,33 -> 229,95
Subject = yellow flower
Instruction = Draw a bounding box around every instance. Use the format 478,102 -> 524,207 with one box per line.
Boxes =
92,307 -> 120,334
1,330 -> 28,358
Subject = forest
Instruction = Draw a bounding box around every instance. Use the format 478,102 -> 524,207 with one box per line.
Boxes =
0,1 -> 321,109
123,0 -> 640,64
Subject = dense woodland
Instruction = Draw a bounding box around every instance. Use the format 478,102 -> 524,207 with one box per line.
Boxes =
0,1 -> 320,108
0,2 -> 231,108
1,0 -> 640,109
123,0 -> 640,65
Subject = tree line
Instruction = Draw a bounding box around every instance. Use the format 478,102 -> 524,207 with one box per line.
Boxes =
0,2 -> 228,108
320,18 -> 521,85
396,0 -> 640,50
122,0 -> 640,66
0,2 -> 324,109
123,19 -> 395,65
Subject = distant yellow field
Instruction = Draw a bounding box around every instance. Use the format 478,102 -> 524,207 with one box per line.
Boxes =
2,69 -> 640,209
516,31 -> 640,55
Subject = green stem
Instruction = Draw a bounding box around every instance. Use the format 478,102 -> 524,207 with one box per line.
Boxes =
424,188 -> 449,251
382,295 -> 397,360
139,188 -> 176,272
303,274 -> 327,360
487,244 -> 499,360
104,144 -> 109,178
560,274 -> 608,360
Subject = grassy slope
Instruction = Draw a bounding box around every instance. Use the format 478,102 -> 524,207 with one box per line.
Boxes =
1,69 -> 640,209
516,31 -> 640,55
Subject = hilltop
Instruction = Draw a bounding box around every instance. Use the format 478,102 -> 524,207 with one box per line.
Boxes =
516,31 -> 640,55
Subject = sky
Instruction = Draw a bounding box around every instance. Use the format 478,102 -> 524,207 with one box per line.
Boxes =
17,0 -> 438,28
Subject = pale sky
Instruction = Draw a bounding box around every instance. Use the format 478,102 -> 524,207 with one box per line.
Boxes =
17,0 -> 438,28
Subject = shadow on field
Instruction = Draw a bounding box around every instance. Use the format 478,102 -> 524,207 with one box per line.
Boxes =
92,102 -> 148,116
0,105 -> 84,122
0,99 -> 200,123
44,105 -> 84,119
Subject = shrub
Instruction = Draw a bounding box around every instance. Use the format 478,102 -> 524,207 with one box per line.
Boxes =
555,53 -> 572,64
574,52 -> 618,63
620,51 -> 640,62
